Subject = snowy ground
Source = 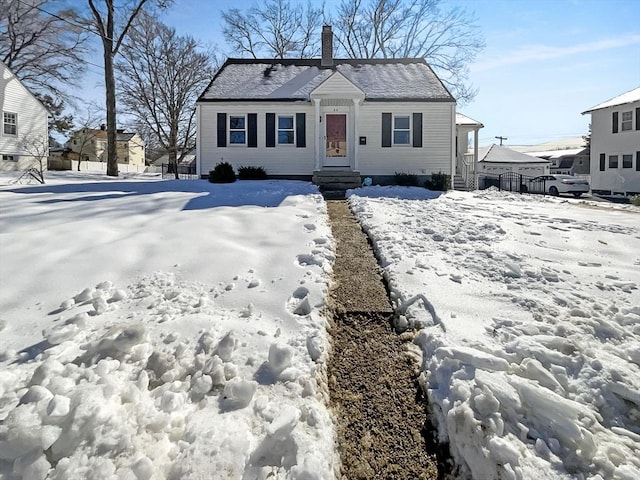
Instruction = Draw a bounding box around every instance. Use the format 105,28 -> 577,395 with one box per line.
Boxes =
0,172 -> 336,479
348,186 -> 640,480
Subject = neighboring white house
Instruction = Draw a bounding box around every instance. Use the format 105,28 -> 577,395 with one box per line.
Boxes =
477,143 -> 550,181
0,61 -> 49,171
196,26 -> 457,188
582,87 -> 640,196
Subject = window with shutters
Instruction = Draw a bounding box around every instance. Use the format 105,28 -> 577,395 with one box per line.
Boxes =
393,115 -> 411,145
277,115 -> 295,145
622,154 -> 632,168
621,111 -> 632,131
609,155 -> 618,168
3,112 -> 17,135
229,115 -> 246,145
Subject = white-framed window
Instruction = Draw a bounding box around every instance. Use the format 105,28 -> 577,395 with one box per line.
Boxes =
277,115 -> 295,145
621,111 -> 632,131
2,155 -> 16,161
622,154 -> 632,168
609,155 -> 618,169
229,115 -> 246,145
393,115 -> 411,145
3,112 -> 17,135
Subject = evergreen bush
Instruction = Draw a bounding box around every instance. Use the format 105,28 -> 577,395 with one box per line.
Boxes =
425,172 -> 451,191
238,165 -> 267,180
208,162 -> 236,183
394,172 -> 419,186
630,194 -> 640,207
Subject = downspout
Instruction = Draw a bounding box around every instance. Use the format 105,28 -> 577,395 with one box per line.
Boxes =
195,104 -> 201,178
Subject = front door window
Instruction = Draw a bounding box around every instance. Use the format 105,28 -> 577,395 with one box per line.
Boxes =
326,114 -> 347,158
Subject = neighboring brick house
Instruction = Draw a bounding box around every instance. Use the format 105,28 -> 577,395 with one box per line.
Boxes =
66,126 -> 146,168
582,87 -> 640,196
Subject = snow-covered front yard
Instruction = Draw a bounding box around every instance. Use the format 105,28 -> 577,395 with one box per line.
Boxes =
0,173 -> 336,479
1,172 -> 639,480
349,186 -> 640,479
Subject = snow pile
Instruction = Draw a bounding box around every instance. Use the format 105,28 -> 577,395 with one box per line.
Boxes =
349,187 -> 640,479
0,174 -> 336,479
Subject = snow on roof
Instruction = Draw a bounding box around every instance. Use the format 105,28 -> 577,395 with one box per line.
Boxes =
526,148 -> 587,159
510,137 -> 586,153
198,58 -> 454,102
582,86 -> 640,114
478,144 -> 551,164
456,112 -> 483,127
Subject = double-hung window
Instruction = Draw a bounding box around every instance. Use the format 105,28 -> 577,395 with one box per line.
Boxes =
609,155 -> 618,168
277,115 -> 295,145
622,154 -> 632,168
393,115 -> 411,145
229,115 -> 246,145
621,111 -> 632,131
3,112 -> 17,135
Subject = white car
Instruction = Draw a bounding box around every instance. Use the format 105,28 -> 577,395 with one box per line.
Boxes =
525,174 -> 590,197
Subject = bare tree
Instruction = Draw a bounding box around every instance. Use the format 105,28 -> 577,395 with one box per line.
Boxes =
332,0 -> 484,103
0,0 -> 89,101
222,0 -> 323,58
85,0 -> 164,177
17,133 -> 49,184
69,104 -> 104,171
116,14 -> 214,179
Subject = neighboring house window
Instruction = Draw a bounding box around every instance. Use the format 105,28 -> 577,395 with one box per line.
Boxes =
3,112 -> 17,135
277,115 -> 295,145
393,115 -> 411,145
637,152 -> 640,171
621,111 -> 632,131
622,154 -> 632,168
229,115 -> 246,144
2,155 -> 16,161
609,155 -> 618,168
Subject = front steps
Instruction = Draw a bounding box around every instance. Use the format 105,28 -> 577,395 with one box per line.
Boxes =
453,174 -> 468,191
313,170 -> 361,198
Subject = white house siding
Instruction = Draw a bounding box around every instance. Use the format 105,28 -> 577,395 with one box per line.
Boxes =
357,102 -> 453,175
198,102 -> 315,176
198,100 -> 454,177
0,63 -> 49,171
589,101 -> 640,195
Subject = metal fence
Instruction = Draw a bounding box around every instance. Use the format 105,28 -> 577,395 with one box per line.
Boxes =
161,163 -> 198,179
478,172 -> 547,194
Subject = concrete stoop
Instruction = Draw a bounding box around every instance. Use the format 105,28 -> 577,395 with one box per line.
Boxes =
313,170 -> 361,198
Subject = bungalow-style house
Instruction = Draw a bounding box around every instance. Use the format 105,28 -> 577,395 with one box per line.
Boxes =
582,87 -> 640,197
196,26 -> 459,188
0,61 -> 49,171
66,126 -> 146,169
476,144 -> 550,188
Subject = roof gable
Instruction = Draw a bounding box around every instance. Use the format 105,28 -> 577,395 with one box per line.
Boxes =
0,60 -> 50,117
310,70 -> 364,99
198,58 -> 454,103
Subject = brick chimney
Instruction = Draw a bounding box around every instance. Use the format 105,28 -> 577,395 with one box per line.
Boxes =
321,25 -> 333,67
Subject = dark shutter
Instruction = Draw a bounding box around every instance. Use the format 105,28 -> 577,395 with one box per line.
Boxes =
296,113 -> 306,147
599,153 -> 605,171
217,113 -> 227,147
266,113 -> 276,147
636,108 -> 639,130
412,113 -> 423,147
636,151 -> 640,171
612,111 -> 618,133
382,113 -> 392,147
247,113 -> 257,148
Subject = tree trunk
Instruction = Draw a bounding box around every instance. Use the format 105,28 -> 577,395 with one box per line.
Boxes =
103,41 -> 118,177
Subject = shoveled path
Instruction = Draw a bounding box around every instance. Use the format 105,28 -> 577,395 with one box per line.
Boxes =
325,200 -> 450,479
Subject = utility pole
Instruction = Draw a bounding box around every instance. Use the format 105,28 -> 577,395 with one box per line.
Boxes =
495,136 -> 507,145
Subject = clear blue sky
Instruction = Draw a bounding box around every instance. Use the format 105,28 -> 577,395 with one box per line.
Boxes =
80,0 -> 640,147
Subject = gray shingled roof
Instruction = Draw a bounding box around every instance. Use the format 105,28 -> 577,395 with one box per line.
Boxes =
198,58 -> 454,102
